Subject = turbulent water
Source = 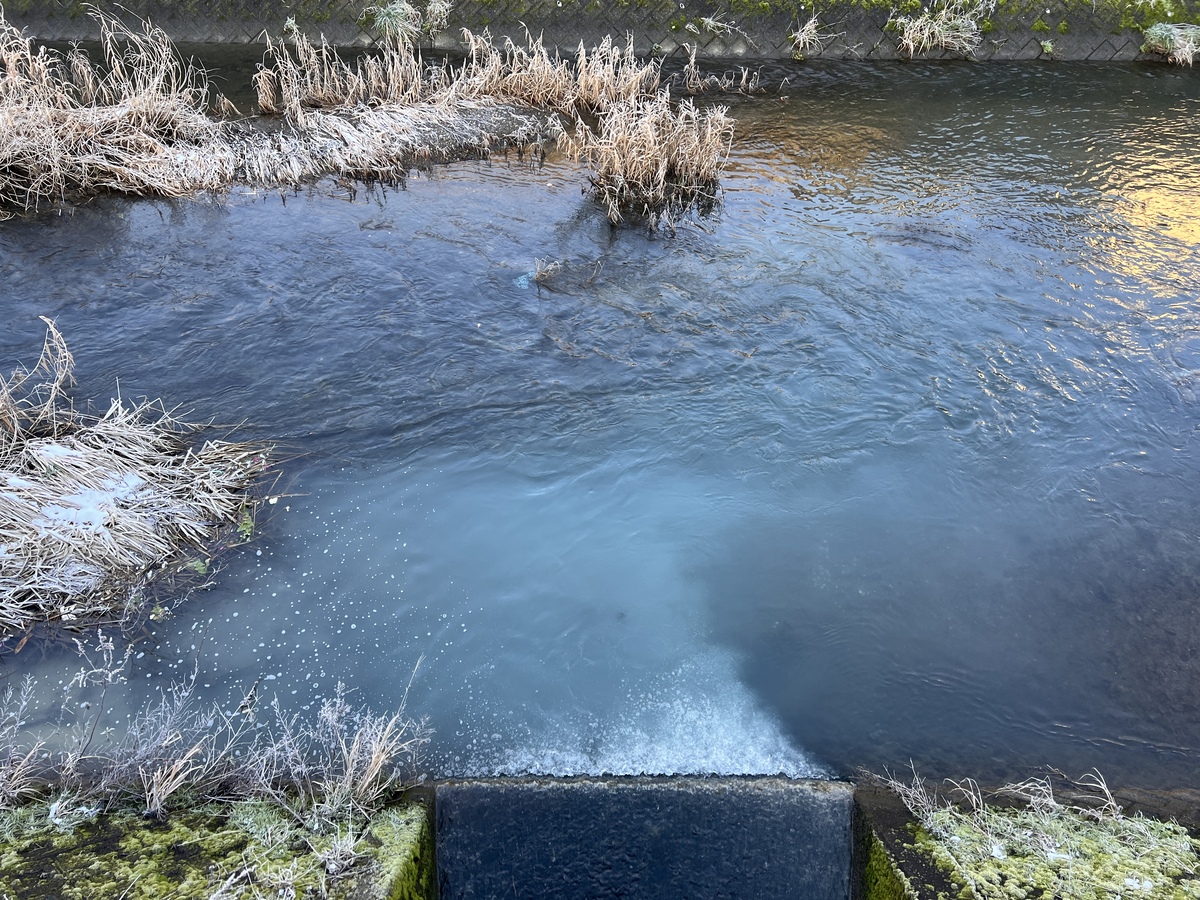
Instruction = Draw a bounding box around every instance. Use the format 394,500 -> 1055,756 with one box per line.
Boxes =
2,61 -> 1199,785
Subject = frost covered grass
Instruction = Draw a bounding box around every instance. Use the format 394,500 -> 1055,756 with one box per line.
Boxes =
562,89 -> 733,230
878,766 -> 1200,900
0,9 -> 235,215
789,16 -> 839,59
0,651 -> 431,898
0,320 -> 270,637
1,6 -> 733,227
1142,22 -> 1200,65
890,0 -> 996,57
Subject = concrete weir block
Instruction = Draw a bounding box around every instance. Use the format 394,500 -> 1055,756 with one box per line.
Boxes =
435,777 -> 856,900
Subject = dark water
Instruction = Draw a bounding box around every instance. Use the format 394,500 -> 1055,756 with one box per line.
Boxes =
3,61 -> 1199,785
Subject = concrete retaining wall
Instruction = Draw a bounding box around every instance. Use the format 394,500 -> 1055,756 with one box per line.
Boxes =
4,0 -> 1198,60
436,777 -> 860,900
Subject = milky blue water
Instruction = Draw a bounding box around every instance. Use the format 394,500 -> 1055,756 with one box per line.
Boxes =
3,61 -> 1199,785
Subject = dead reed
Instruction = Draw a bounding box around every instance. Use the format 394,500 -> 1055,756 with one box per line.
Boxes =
253,25 -> 660,122
448,30 -> 660,113
562,89 -> 733,229
254,23 -> 431,122
0,320 -> 271,637
2,7 -> 731,228
0,8 -> 235,215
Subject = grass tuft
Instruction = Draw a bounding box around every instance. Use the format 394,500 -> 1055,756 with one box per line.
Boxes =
0,8 -> 233,215
1142,22 -> 1200,64
563,89 -> 733,230
875,765 -> 1200,900
890,0 -> 996,57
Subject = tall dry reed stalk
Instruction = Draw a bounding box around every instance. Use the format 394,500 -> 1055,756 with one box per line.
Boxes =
0,320 -> 271,636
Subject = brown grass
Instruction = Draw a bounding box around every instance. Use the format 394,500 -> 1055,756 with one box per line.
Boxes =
0,9 -> 234,215
2,8 -> 733,228
0,320 -> 271,637
562,89 -> 733,229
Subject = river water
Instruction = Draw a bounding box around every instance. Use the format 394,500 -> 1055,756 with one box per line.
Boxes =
2,60 -> 1199,785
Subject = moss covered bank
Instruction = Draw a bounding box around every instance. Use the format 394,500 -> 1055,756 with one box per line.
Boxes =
0,796 -> 434,900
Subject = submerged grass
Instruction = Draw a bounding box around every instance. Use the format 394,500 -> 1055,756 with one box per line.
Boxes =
878,766 -> 1200,900
0,320 -> 270,638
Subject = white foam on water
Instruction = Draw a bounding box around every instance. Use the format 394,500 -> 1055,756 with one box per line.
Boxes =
454,655 -> 827,778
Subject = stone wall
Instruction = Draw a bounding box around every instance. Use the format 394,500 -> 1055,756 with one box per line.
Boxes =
3,0 -> 1197,60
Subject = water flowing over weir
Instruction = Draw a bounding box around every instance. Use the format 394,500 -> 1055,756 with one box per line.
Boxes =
3,61 -> 1200,786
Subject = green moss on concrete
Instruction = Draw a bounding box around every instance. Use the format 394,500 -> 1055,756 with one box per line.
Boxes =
370,803 -> 435,900
910,803 -> 1200,900
863,826 -> 920,900
0,796 -> 433,900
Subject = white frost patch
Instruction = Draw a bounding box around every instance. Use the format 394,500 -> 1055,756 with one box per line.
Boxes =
29,441 -> 85,460
36,472 -> 148,534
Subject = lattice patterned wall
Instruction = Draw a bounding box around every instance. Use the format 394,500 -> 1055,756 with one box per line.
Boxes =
2,0 -> 1194,60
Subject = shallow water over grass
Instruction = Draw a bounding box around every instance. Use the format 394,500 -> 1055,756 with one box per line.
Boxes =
3,61 -> 1200,785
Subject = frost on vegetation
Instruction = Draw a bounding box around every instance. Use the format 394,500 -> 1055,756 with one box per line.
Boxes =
789,16 -> 840,59
359,0 -> 452,43
561,90 -> 734,232
0,319 -> 270,638
0,3 -> 734,231
1141,22 -> 1200,64
879,766 -> 1200,900
0,653 -> 430,897
890,0 -> 997,57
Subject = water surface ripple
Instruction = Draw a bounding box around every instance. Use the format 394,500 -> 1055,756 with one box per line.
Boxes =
2,62 -> 1199,784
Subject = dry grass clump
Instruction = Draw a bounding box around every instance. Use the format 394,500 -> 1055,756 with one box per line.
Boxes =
877,766 -> 1200,900
563,90 -> 733,229
789,16 -> 840,59
254,24 -> 431,120
246,678 -> 430,831
2,6 -> 731,229
0,9 -> 235,215
1142,22 -> 1200,65
254,26 -> 660,122
451,31 -> 660,113
890,0 -> 996,57
0,320 -> 270,637
0,648 -> 429,872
